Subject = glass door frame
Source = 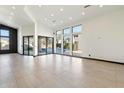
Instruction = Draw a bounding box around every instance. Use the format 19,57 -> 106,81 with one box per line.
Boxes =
72,24 -> 82,56
38,36 -> 54,55
23,36 -> 33,56
47,37 -> 54,54
63,27 -> 72,55
56,30 -> 63,54
38,36 -> 47,55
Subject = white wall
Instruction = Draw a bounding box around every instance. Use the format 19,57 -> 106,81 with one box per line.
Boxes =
33,23 -> 53,55
81,8 -> 124,63
17,23 -> 53,55
18,24 -> 35,54
54,8 -> 124,63
21,24 -> 35,36
18,27 -> 22,54
37,23 -> 54,37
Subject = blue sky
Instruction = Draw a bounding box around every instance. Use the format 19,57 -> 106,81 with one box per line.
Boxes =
0,30 -> 9,36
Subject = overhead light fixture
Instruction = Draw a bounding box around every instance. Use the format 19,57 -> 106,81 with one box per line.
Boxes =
99,5 -> 103,7
82,12 -> 85,15
12,6 -> 16,10
69,17 -> 72,20
44,18 -> 47,21
10,12 -> 14,16
60,20 -> 63,23
51,14 -> 54,17
60,8 -> 64,12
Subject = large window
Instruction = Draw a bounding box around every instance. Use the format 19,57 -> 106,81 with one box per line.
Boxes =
56,25 -> 82,56
0,29 -> 10,50
63,28 -> 71,55
56,31 -> 62,54
72,25 -> 82,56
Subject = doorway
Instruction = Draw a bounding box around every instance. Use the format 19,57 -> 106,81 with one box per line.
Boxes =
23,36 -> 33,56
38,36 -> 54,55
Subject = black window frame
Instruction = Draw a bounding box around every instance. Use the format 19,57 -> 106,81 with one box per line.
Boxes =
23,36 -> 34,56
0,24 -> 17,54
38,36 -> 54,56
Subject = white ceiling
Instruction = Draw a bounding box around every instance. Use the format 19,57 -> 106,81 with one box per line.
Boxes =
0,5 -> 33,28
0,5 -> 124,29
28,5 -> 124,29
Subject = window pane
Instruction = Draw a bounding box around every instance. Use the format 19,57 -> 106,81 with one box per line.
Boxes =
38,37 -> 47,55
63,28 -> 71,55
56,31 -> 62,39
1,29 -> 9,36
56,31 -> 62,54
57,31 -> 62,35
1,37 -> 10,50
56,38 -> 62,54
29,37 -> 34,55
64,28 -> 71,35
73,25 -> 81,33
23,37 -> 29,55
72,34 -> 82,56
47,38 -> 53,54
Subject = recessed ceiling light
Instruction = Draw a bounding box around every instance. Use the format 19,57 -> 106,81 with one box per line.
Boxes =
51,14 -> 54,17
99,5 -> 103,7
53,24 -> 56,26
12,6 -> 16,10
69,17 -> 72,20
10,12 -> 14,16
82,12 -> 85,15
60,8 -> 64,12
9,16 -> 12,20
38,5 -> 42,7
44,18 -> 47,21
60,20 -> 63,23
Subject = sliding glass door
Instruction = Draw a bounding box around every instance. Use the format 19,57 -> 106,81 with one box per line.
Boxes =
29,37 -> 33,55
38,36 -> 54,55
56,31 -> 62,54
56,25 -> 82,56
38,37 -> 47,55
47,37 -> 53,54
72,25 -> 82,56
23,36 -> 33,56
63,28 -> 71,55
23,37 -> 28,55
